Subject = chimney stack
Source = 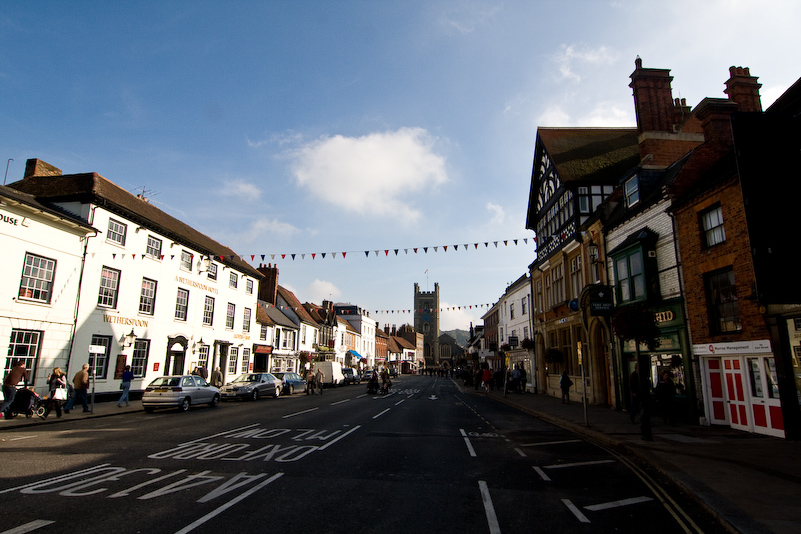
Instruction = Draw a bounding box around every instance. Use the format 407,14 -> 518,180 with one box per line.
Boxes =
724,66 -> 762,113
256,263 -> 279,305
694,98 -> 739,145
24,159 -> 62,179
629,57 -> 677,134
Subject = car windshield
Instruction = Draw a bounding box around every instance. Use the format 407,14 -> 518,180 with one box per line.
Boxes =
149,377 -> 181,387
273,373 -> 285,379
232,374 -> 260,383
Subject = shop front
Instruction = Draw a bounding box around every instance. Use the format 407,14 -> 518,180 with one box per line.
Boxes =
695,340 -> 784,438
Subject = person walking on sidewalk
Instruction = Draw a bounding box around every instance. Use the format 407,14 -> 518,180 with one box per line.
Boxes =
210,367 -> 223,388
117,365 -> 134,407
1,360 -> 29,418
560,370 -> 573,404
64,363 -> 90,414
43,367 -> 67,418
306,367 -> 316,395
655,370 -> 676,425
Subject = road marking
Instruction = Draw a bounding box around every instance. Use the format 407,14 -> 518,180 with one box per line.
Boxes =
459,429 -> 477,457
544,459 -> 615,469
478,481 -> 501,534
522,439 -> 581,447
532,466 -> 551,481
7,435 -> 36,441
0,520 -> 56,534
514,448 -> 526,457
356,394 -> 369,398
182,424 -> 261,445
317,425 -> 361,451
173,473 -> 283,534
282,408 -> 319,419
0,464 -> 112,494
562,499 -> 591,523
429,395 -> 439,400
585,496 -> 653,511
330,399 -> 350,405
372,408 -> 390,419
394,399 -> 405,406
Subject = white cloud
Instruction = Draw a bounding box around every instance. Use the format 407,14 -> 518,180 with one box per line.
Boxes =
552,44 -> 616,83
439,301 -> 479,331
486,202 -> 505,225
579,102 -> 635,127
439,3 -> 503,35
219,180 -> 261,202
239,217 -> 300,244
536,105 -> 571,127
304,279 -> 342,304
288,127 -> 449,224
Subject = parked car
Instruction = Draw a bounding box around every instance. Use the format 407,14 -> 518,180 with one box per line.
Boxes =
361,369 -> 376,382
142,375 -> 220,413
273,372 -> 306,395
342,367 -> 360,385
219,373 -> 281,401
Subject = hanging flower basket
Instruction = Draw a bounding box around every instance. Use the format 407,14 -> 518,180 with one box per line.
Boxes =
521,338 -> 535,350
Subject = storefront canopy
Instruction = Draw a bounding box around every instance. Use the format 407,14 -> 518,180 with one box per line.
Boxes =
348,350 -> 364,359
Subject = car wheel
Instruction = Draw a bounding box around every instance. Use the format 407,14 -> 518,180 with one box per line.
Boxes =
209,394 -> 220,408
274,386 -> 280,398
178,397 -> 190,412
289,385 -> 295,395
251,389 -> 259,401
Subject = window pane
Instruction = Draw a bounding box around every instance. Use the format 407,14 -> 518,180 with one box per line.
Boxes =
107,219 -> 127,245
146,236 -> 162,258
98,267 -> 120,308
203,296 -> 215,325
89,335 -> 111,379
139,278 -> 157,315
131,339 -> 149,377
180,251 -> 193,270
6,329 -> 41,380
175,288 -> 189,320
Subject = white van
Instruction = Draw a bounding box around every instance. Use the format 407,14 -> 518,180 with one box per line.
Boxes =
313,361 -> 344,387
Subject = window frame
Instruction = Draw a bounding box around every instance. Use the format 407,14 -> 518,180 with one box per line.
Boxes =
98,266 -> 121,309
207,262 -> 218,280
229,271 -> 238,289
145,235 -> 162,258
228,347 -> 239,375
19,252 -> 56,303
89,334 -> 112,379
705,267 -> 742,334
226,302 -> 235,330
131,339 -> 149,377
175,287 -> 189,321
180,250 -> 193,271
700,204 -> 726,248
243,307 -> 251,333
625,175 -> 640,207
139,277 -> 158,315
613,247 -> 646,304
203,296 -> 215,326
5,329 -> 42,381
106,218 -> 127,246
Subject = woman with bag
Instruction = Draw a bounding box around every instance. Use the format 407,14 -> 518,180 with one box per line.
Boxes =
42,367 -> 67,418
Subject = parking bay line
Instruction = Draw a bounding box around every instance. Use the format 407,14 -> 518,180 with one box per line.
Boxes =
478,481 -> 502,534
543,459 -> 615,469
330,399 -> 350,406
562,499 -> 591,523
459,428 -> 477,457
521,439 -> 582,447
584,496 -> 653,511
0,520 -> 56,534
372,408 -> 391,419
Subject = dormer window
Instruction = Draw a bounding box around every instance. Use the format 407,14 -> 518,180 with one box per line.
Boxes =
625,175 -> 640,207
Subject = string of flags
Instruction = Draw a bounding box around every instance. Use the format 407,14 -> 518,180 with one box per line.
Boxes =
268,303 -> 494,315
90,237 -> 534,263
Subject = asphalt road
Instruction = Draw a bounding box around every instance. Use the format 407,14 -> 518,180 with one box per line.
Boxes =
0,375 -> 727,534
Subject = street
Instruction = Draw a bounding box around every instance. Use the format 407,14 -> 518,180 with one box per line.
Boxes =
0,375 -> 726,533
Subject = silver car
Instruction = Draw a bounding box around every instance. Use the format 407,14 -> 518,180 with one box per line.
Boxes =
142,375 -> 220,413
219,373 -> 281,401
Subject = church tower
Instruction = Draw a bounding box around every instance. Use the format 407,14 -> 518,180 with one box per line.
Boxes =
414,282 -> 440,367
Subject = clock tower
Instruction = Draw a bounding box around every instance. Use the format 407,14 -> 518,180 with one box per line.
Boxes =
414,282 -> 440,367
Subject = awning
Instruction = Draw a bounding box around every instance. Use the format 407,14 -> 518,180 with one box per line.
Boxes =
348,350 -> 364,359
254,345 -> 273,354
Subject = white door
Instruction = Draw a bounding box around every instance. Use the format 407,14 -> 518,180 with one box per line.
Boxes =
746,356 -> 785,438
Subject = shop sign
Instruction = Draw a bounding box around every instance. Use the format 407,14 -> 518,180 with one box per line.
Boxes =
692,339 -> 772,356
622,334 -> 680,353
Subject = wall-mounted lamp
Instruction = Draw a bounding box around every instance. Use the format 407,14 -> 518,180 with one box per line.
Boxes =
123,329 -> 137,347
134,226 -> 144,233
588,240 -> 599,264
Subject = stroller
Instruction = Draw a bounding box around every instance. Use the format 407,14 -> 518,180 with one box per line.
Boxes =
2,387 -> 45,419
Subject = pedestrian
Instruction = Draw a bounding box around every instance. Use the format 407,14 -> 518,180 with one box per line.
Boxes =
481,367 -> 492,393
306,367 -> 315,395
190,367 -> 200,376
474,368 -> 482,391
43,367 -> 68,418
64,363 -> 90,414
560,370 -> 573,404
316,367 -> 325,395
519,366 -> 527,393
629,363 -> 641,424
655,371 -> 676,425
198,366 -> 208,380
1,360 -> 29,418
117,365 -> 134,407
510,365 -> 521,393
210,367 -> 223,388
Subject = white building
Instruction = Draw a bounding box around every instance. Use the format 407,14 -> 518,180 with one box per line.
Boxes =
9,159 -> 263,396
498,274 -> 534,390
1,184 -> 97,398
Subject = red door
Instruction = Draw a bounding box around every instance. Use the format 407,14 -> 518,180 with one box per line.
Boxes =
704,358 -> 728,425
723,357 -> 750,432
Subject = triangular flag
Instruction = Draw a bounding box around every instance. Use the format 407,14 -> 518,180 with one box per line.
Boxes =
384,250 -> 389,256
132,254 -> 136,260
365,251 -> 370,258
312,253 -> 316,259
454,245 -> 458,251
281,254 -> 286,259
394,249 -> 399,255
423,247 -> 428,253
291,254 -> 296,260
321,253 -> 326,259
443,246 -> 447,252
414,248 -> 418,253
342,252 -> 347,258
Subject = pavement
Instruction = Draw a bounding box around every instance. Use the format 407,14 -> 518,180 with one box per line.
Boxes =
2,383 -> 799,534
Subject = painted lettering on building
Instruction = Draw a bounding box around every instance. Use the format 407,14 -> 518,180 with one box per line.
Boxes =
175,275 -> 219,294
103,315 -> 149,327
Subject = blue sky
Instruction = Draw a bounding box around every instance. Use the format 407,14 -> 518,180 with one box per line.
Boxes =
2,1 -> 799,331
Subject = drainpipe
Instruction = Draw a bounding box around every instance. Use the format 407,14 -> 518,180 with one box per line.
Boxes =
66,206 -> 98,376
